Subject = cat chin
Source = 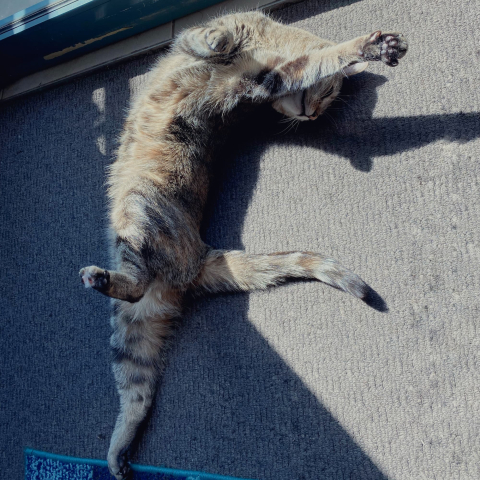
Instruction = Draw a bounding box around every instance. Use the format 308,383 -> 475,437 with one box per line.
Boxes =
272,90 -> 306,118
289,110 -> 320,121
293,115 -> 313,122
272,89 -> 322,121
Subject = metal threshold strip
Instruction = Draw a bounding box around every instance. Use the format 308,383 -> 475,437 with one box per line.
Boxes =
0,0 -> 88,36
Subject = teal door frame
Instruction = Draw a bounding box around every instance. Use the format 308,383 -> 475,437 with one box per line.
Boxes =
0,0 -> 225,88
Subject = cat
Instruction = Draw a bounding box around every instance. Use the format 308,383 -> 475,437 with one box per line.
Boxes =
79,10 -> 407,479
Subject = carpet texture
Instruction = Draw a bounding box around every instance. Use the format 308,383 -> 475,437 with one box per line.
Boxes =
1,0 -> 480,479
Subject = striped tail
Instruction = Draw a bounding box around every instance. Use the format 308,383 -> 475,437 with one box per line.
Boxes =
191,249 -> 370,299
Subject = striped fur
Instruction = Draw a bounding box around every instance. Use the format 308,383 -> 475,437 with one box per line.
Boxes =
193,250 -> 368,298
79,11 -> 408,479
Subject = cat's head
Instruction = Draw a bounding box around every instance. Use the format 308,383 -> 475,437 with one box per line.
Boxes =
271,62 -> 368,121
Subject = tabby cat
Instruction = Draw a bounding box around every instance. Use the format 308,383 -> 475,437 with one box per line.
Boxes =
79,11 -> 407,479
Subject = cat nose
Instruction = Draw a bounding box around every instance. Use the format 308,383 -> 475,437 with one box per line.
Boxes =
308,114 -> 318,121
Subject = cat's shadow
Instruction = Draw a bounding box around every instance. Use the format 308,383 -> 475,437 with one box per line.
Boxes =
218,72 -> 480,174
202,73 -> 391,235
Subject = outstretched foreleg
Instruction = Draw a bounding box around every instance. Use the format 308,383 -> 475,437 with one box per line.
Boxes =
249,31 -> 408,101
210,28 -> 408,113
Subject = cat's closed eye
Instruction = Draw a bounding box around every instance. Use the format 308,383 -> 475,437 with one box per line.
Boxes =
322,87 -> 334,98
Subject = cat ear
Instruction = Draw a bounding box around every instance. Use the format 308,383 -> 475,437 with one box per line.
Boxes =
343,62 -> 369,76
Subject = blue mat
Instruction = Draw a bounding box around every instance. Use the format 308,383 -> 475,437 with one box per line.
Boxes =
25,450 -> 257,480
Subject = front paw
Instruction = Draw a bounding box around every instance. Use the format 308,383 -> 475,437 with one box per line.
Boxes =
79,266 -> 110,291
205,27 -> 234,53
361,31 -> 408,66
108,451 -> 131,480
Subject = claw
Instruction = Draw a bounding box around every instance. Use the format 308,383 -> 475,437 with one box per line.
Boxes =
369,31 -> 382,42
108,448 -> 132,480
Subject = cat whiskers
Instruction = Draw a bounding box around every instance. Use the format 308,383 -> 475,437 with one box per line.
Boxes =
277,117 -> 300,135
335,96 -> 350,106
278,117 -> 295,123
323,111 -> 338,130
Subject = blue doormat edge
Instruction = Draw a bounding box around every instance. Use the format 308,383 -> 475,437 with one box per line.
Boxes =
25,448 -> 259,480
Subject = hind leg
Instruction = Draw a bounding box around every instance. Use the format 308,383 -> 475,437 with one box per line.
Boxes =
80,265 -> 148,303
108,290 -> 181,479
80,235 -> 153,302
108,354 -> 157,480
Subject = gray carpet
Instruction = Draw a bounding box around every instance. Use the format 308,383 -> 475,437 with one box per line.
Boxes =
1,0 -> 480,479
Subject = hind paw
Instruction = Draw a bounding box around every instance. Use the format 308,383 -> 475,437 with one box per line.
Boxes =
79,266 -> 110,291
205,27 -> 234,53
108,452 -> 131,480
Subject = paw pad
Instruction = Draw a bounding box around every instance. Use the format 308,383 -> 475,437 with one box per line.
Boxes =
79,266 -> 110,290
363,32 -> 408,66
205,28 -> 233,53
